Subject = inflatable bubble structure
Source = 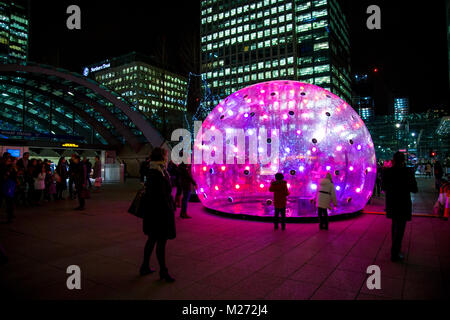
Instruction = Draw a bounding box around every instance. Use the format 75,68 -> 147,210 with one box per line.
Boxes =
191,80 -> 376,218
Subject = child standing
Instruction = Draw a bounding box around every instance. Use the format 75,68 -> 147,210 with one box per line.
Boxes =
316,172 -> 337,230
269,173 -> 290,230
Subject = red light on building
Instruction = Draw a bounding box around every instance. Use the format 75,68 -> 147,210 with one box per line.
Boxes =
373,68 -> 379,73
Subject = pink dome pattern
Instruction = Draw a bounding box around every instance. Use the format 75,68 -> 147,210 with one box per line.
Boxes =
191,80 -> 377,218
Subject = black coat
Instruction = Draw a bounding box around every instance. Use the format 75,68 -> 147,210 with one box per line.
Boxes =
381,166 -> 418,221
142,168 -> 176,240
73,162 -> 87,188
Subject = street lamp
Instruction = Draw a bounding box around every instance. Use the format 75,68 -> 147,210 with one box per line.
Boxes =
395,123 -> 401,128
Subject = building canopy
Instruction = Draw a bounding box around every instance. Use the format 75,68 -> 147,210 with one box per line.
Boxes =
0,63 -> 169,152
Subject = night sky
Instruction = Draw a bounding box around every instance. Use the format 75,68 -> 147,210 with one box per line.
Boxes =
28,0 -> 449,115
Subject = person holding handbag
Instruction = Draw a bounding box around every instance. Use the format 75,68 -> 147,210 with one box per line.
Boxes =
140,147 -> 176,282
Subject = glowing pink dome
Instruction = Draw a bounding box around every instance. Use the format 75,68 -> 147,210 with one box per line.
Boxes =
192,81 -> 376,218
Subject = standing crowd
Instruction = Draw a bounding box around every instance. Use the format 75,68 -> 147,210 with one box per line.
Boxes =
0,152 -> 102,223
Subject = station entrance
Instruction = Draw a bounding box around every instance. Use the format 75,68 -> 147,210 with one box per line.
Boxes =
0,140 -> 125,183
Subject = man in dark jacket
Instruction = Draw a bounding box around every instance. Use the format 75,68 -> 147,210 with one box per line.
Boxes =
382,152 -> 418,262
73,155 -> 87,210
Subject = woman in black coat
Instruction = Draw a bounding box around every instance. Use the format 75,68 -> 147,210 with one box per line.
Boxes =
381,152 -> 418,262
140,147 -> 176,282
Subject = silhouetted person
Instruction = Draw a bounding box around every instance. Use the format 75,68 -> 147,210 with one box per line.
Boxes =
55,157 -> 68,200
73,155 -> 87,210
92,156 -> 102,192
382,152 -> 418,262
83,157 -> 92,188
68,154 -> 77,199
316,172 -> 337,230
269,173 -> 289,230
17,152 -> 29,171
178,162 -> 197,219
434,160 -> 444,191
140,147 -> 176,282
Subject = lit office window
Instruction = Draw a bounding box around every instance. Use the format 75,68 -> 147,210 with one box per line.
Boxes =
315,76 -> 330,85
314,41 -> 329,51
297,24 -> 311,32
299,67 -> 314,75
314,64 -> 330,73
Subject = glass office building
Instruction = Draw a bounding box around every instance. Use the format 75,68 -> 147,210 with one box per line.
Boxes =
200,0 -> 352,105
0,0 -> 29,63
353,96 -> 374,120
84,52 -> 188,136
394,97 -> 409,121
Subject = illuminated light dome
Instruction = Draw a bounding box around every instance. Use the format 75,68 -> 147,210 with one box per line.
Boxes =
191,80 -> 376,218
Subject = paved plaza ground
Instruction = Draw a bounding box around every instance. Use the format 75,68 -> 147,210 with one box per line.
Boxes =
0,178 -> 449,300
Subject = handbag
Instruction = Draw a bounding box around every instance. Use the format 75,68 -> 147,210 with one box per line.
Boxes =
128,187 -> 146,218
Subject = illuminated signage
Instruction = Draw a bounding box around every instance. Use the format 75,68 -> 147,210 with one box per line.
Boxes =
62,143 -> 79,148
82,61 -> 111,76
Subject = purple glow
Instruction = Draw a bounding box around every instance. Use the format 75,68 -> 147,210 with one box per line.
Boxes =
191,80 -> 377,217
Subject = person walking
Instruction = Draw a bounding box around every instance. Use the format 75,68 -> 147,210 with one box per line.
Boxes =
382,152 -> 418,262
55,157 -> 68,200
92,156 -> 102,192
315,172 -> 337,230
140,147 -> 176,282
178,162 -> 197,219
73,155 -> 88,210
269,173 -> 290,230
83,157 -> 92,189
375,161 -> 383,197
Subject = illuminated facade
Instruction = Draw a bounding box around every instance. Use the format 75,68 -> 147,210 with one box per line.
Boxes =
200,0 -> 352,105
0,0 -> 29,63
394,97 -> 409,121
353,96 -> 374,120
84,52 -> 188,135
